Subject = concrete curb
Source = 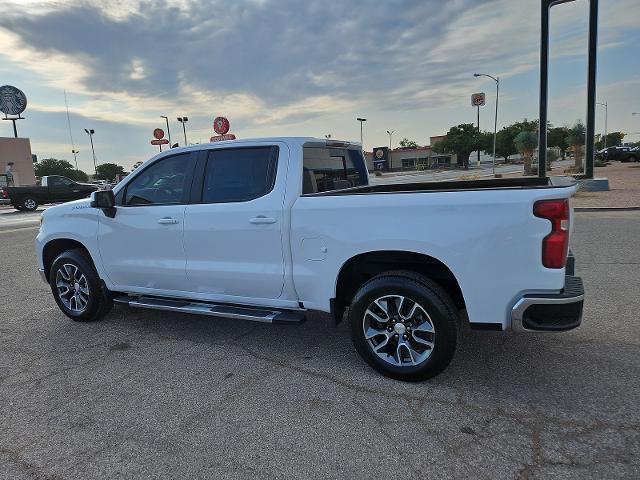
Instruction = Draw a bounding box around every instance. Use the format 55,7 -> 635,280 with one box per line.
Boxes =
574,206 -> 640,212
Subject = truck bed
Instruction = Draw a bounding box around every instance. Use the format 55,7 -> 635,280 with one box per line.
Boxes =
304,176 -> 575,196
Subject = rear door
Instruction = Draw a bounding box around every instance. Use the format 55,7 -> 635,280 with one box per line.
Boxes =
183,145 -> 285,300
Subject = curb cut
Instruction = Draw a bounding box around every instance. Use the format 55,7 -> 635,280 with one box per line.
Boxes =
574,206 -> 640,212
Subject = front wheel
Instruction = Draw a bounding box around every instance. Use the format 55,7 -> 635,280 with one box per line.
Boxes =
349,271 -> 458,381
21,197 -> 38,211
49,249 -> 113,322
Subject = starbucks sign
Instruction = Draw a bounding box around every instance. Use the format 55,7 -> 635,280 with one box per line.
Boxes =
0,85 -> 27,116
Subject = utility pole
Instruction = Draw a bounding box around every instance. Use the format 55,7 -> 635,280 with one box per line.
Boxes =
84,129 -> 97,176
386,130 -> 394,170
177,117 -> 189,145
71,149 -> 79,170
356,117 -> 367,149
160,115 -> 172,146
596,101 -> 607,149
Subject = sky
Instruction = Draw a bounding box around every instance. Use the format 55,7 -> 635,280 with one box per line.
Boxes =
0,0 -> 639,172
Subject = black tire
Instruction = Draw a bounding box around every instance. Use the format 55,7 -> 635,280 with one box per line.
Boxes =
349,270 -> 458,381
49,249 -> 113,322
629,156 -> 637,163
21,197 -> 38,211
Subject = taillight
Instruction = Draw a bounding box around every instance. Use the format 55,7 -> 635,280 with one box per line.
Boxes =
534,199 -> 569,269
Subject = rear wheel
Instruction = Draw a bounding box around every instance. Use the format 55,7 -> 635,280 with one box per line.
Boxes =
349,271 -> 458,381
49,249 -> 113,322
21,197 -> 38,211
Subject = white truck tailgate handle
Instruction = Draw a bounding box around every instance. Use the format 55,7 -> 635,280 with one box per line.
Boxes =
249,216 -> 277,224
157,217 -> 179,225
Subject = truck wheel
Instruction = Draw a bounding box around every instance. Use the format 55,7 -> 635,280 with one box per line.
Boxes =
349,271 -> 458,381
22,197 -> 38,211
49,249 -> 113,322
630,156 -> 637,162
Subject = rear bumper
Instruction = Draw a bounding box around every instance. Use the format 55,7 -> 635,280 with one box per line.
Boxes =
511,275 -> 584,332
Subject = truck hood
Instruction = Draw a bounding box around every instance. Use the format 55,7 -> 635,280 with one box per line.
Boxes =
42,197 -> 93,218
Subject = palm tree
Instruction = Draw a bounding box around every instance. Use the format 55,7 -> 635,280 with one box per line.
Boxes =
566,122 -> 586,170
514,131 -> 538,175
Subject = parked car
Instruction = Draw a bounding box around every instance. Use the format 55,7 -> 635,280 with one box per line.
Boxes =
3,175 -> 98,211
596,146 -> 638,162
35,138 -> 584,381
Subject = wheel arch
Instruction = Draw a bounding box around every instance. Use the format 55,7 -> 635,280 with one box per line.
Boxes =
42,238 -> 94,282
332,250 -> 466,325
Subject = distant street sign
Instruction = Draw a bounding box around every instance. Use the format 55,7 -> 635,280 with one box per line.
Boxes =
151,138 -> 169,145
471,92 -> 486,107
213,117 -> 230,135
153,128 -> 165,140
210,134 -> 236,142
0,85 -> 27,116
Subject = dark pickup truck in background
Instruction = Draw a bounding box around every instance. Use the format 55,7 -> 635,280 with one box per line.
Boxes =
1,175 -> 98,211
596,146 -> 639,162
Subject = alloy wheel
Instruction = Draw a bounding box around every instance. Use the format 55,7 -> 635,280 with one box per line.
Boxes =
362,295 -> 435,367
55,263 -> 90,313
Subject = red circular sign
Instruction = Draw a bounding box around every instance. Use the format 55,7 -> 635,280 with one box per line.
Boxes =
213,117 -> 230,135
153,128 -> 165,140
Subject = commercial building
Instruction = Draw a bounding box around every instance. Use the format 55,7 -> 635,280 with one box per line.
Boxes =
0,137 -> 36,186
364,135 -> 456,172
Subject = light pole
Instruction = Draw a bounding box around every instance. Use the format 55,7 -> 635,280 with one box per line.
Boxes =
177,116 -> 189,145
474,73 -> 499,175
84,129 -> 97,176
386,130 -> 394,170
596,101 -> 608,149
160,115 -> 172,146
356,117 -> 367,149
71,149 -> 79,170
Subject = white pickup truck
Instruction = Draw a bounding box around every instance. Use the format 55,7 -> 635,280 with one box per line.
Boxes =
35,137 -> 584,380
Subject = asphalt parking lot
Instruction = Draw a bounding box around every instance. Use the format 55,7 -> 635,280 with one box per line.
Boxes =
1,211 -> 639,479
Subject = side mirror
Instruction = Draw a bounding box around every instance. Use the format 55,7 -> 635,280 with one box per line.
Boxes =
90,190 -> 116,217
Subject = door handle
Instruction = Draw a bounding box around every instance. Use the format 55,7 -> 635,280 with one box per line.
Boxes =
157,217 -> 179,225
249,216 -> 277,224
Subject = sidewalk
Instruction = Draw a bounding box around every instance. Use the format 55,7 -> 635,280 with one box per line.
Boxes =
571,162 -> 640,209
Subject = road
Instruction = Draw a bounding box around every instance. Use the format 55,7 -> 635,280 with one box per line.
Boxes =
371,159 -> 573,184
0,211 -> 638,479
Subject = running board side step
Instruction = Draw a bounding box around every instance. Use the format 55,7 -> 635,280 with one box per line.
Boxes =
113,295 -> 306,325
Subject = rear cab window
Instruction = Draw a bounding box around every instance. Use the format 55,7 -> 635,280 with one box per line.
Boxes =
302,146 -> 368,194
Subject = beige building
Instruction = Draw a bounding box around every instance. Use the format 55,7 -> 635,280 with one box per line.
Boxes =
0,137 -> 36,186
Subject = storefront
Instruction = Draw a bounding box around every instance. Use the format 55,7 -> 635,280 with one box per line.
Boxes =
0,137 -> 36,186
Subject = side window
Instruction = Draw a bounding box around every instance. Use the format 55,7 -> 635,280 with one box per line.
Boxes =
302,147 -> 368,194
201,147 -> 278,203
124,153 -> 192,206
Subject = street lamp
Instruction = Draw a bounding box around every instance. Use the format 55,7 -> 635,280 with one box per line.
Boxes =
596,101 -> 608,149
160,115 -> 172,145
71,149 -> 79,170
386,130 -> 395,169
177,116 -> 189,145
474,73 -> 499,175
84,129 -> 97,176
356,117 -> 367,149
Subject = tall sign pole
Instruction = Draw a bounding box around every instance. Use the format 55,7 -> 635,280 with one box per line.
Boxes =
471,93 -> 486,168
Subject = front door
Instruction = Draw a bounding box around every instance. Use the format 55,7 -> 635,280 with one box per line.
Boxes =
98,152 -> 196,292
183,145 -> 285,301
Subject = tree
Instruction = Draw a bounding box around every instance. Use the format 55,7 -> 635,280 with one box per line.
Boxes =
548,126 -> 569,159
514,131 -> 538,175
68,169 -> 89,182
566,122 -> 586,170
432,123 -> 480,169
595,131 -> 625,150
494,125 -> 520,163
95,163 -> 125,182
399,138 -> 419,148
34,158 -> 75,178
